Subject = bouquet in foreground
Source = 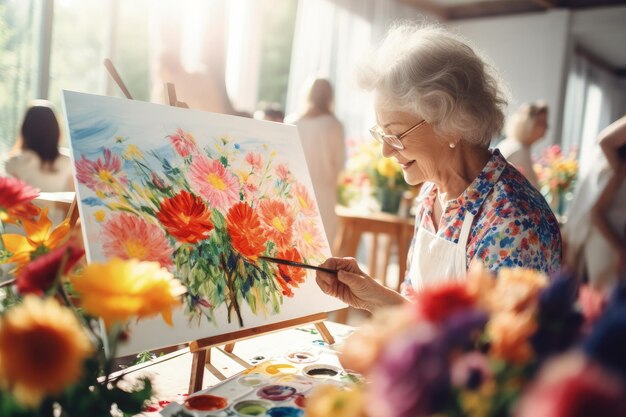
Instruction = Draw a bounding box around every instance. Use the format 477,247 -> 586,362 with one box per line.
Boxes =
306,266 -> 626,417
0,177 -> 184,416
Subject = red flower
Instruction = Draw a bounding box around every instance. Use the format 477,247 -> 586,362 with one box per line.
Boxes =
156,190 -> 214,244
16,244 -> 84,295
0,176 -> 40,223
258,199 -> 294,249
274,247 -> 306,297
226,202 -> 266,260
413,282 -> 477,323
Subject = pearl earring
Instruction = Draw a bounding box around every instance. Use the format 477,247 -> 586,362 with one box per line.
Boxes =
449,142 -> 456,148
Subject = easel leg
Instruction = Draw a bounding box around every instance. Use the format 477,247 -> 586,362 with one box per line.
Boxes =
189,348 -> 207,394
314,322 -> 335,345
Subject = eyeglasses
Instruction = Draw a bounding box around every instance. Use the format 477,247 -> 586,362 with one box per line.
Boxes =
369,119 -> 427,150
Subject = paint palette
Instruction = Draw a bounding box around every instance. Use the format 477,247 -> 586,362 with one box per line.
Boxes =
160,349 -> 360,417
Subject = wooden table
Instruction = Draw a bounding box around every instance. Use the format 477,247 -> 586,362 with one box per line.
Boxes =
332,205 -> 415,292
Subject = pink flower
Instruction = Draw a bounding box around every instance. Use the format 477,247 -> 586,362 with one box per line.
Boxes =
187,156 -> 240,211
75,149 -> 128,193
276,164 -> 290,181
167,128 -> 198,158
294,219 -> 324,261
101,213 -> 173,268
579,285 -> 607,333
245,152 -> 263,170
0,176 -> 40,223
292,183 -> 318,218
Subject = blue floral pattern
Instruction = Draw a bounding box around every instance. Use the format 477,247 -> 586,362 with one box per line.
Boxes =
407,149 -> 561,280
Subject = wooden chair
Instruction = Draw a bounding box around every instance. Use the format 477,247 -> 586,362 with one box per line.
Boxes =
331,205 -> 415,323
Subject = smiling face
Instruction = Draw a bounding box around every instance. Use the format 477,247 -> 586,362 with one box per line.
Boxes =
374,97 -> 447,186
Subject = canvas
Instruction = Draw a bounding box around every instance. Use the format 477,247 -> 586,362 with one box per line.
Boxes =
63,91 -> 345,355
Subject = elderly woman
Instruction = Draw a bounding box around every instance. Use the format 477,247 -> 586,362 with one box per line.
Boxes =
316,25 -> 562,311
498,101 -> 549,188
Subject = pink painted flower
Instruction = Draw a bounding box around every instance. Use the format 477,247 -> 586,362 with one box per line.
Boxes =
245,152 -> 263,170
167,128 -> 198,158
187,156 -> 240,211
292,183 -> 318,218
101,213 -> 173,268
294,219 -> 324,261
243,182 -> 259,201
276,164 -> 290,181
75,149 -> 128,194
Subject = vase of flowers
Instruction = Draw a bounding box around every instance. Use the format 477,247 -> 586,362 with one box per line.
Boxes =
0,177 -> 183,416
338,140 -> 412,214
534,145 -> 578,219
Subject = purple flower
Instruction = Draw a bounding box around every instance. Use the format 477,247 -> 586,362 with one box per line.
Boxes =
531,273 -> 583,359
368,328 -> 451,417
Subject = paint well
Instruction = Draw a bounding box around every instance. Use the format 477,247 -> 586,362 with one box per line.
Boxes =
256,385 -> 297,401
232,400 -> 272,416
184,394 -> 228,411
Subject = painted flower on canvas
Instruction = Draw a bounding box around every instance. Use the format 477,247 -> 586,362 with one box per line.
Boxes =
71,123 -> 327,327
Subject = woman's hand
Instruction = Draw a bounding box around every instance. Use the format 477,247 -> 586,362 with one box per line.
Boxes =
316,257 -> 407,312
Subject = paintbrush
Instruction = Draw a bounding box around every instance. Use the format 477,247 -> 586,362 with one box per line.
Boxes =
259,256 -> 337,274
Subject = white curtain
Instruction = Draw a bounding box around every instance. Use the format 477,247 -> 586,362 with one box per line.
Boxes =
286,0 -> 424,141
561,53 -> 626,176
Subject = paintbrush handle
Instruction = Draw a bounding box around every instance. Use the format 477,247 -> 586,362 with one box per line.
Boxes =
259,256 -> 337,274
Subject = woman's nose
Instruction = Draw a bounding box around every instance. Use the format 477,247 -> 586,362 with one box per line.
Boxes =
381,141 -> 396,158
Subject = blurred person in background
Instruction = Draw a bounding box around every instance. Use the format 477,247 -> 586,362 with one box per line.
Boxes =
566,115 -> 626,291
288,77 -> 346,245
497,101 -> 549,189
4,100 -> 74,225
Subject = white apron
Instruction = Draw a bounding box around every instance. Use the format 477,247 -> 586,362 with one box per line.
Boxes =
408,207 -> 476,290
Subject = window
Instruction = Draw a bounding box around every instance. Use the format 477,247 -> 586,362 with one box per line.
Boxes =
0,0 -> 40,156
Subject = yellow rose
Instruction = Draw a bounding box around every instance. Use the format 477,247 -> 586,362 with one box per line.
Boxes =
70,258 -> 184,326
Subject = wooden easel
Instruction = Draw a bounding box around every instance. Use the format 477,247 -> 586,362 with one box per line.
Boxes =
67,59 -> 336,394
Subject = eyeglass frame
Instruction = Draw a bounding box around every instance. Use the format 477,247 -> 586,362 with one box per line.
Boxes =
369,119 -> 427,150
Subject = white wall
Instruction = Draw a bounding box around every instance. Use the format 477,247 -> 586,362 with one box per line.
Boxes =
450,10 -> 571,146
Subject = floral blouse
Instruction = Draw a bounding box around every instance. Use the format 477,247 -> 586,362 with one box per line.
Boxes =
405,149 -> 562,283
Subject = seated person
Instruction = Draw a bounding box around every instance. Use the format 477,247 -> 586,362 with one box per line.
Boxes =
316,25 -> 562,311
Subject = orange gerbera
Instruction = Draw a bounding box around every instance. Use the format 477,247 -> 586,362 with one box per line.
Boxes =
1,209 -> 71,270
258,199 -> 294,249
274,247 -> 306,297
226,202 -> 266,260
156,190 -> 214,244
0,176 -> 40,223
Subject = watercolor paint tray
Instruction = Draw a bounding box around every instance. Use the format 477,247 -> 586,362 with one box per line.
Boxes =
160,349 -> 360,417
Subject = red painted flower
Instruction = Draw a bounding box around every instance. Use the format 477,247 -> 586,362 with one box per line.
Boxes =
413,282 -> 477,323
156,190 -> 214,244
274,247 -> 306,297
16,244 -> 84,295
226,202 -> 266,260
0,176 -> 40,223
